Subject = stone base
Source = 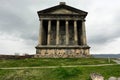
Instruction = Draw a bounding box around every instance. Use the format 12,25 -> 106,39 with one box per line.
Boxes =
35,45 -> 90,58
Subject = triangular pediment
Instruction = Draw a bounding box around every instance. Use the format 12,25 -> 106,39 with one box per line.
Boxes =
38,2 -> 88,16
48,8 -> 79,14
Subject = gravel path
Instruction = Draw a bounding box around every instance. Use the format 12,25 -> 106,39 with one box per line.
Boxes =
0,64 -> 118,70
113,59 -> 120,64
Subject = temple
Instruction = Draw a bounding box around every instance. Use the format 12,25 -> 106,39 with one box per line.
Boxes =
35,2 -> 90,58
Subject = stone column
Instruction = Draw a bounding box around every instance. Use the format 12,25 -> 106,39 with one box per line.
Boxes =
66,20 -> 69,45
47,20 -> 51,45
56,20 -> 60,45
74,20 -> 78,45
81,20 -> 87,45
38,19 -> 43,45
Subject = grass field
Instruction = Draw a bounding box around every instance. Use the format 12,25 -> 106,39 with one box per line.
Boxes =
0,58 -> 115,68
0,58 -> 118,80
0,65 -> 120,80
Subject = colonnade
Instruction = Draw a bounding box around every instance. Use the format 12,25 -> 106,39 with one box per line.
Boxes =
39,20 -> 87,45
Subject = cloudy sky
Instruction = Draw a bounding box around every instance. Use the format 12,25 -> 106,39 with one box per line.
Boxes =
0,0 -> 120,55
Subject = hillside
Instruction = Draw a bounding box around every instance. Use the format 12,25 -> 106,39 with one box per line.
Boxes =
0,58 -> 119,80
0,58 -> 115,67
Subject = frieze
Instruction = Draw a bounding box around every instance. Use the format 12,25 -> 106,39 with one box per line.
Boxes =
39,15 -> 84,20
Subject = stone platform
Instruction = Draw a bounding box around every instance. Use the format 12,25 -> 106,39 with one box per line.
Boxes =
35,45 -> 90,58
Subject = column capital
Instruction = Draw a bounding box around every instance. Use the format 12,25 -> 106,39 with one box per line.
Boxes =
73,19 -> 78,21
39,18 -> 43,21
56,20 -> 60,21
66,20 -> 68,24
65,19 -> 69,21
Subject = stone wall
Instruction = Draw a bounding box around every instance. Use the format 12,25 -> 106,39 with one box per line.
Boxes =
0,55 -> 34,60
35,48 -> 90,58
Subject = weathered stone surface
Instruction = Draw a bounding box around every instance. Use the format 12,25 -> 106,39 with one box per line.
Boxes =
118,77 -> 120,80
49,8 -> 79,14
35,48 -> 90,58
90,73 -> 104,80
108,77 -> 117,80
36,2 -> 90,58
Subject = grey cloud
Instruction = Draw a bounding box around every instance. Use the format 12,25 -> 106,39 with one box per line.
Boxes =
0,9 -> 26,32
88,20 -> 120,45
86,3 -> 120,46
0,0 -> 120,54
0,9 -> 37,41
0,0 -> 39,42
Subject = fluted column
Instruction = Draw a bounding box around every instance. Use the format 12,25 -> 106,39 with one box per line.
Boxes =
47,20 -> 51,45
39,19 -> 43,45
66,20 -> 69,45
56,20 -> 60,45
74,20 -> 78,45
82,20 -> 87,45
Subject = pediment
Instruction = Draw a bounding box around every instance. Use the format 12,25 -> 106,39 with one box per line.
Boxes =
48,8 -> 79,14
38,3 -> 88,16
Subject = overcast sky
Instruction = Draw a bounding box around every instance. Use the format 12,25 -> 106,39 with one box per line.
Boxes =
0,0 -> 120,55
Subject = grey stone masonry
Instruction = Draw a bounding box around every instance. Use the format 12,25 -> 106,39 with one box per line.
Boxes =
90,73 -> 104,80
36,2 -> 90,58
109,77 -> 117,80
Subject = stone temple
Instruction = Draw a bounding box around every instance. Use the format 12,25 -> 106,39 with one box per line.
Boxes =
35,2 -> 90,58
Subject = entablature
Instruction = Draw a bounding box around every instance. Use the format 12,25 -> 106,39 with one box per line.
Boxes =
39,15 -> 85,20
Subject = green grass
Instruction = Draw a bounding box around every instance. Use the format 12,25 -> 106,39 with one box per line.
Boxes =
0,58 -> 118,80
0,65 -> 120,80
0,58 -> 115,68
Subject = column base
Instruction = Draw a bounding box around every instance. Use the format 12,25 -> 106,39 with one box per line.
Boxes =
35,45 -> 90,58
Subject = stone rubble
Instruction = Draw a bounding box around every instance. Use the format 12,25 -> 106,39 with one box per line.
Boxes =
90,73 -> 104,80
108,77 -> 117,80
90,73 -> 120,80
